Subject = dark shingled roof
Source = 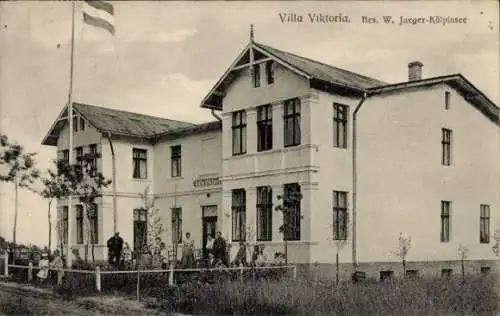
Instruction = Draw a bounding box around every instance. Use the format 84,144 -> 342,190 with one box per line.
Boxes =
254,42 -> 387,90
42,103 -> 196,146
74,103 -> 195,137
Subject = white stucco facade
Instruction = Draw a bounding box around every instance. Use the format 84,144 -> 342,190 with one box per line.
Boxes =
46,42 -> 499,277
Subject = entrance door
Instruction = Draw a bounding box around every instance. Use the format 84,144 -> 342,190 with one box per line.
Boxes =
201,205 -> 218,259
202,216 -> 217,245
133,209 -> 148,255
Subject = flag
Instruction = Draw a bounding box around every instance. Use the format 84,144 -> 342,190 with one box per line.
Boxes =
82,1 -> 115,35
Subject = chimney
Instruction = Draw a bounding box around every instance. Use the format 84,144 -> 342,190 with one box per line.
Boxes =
408,61 -> 423,81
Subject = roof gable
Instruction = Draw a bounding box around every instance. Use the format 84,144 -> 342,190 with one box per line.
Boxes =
42,103 -> 195,146
200,41 -> 386,110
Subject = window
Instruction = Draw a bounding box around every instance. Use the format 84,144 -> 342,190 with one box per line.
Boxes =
61,206 -> 68,244
441,268 -> 452,277
62,150 -> 69,163
76,205 -> 84,244
88,203 -> 98,244
405,270 -> 419,279
333,103 -> 348,148
441,128 -> 452,166
481,267 -> 491,274
257,104 -> 273,152
76,146 -> 83,167
480,204 -> 490,243
89,144 -> 97,176
283,183 -> 301,241
232,189 -> 246,242
380,271 -> 394,281
232,111 -> 247,155
253,64 -> 260,88
257,186 -> 273,241
171,145 -> 182,178
132,148 -> 147,179
333,191 -> 348,240
284,98 -> 301,147
171,208 -> 182,244
265,61 -> 274,84
80,117 -> 85,131
445,91 -> 451,110
133,208 -> 148,251
73,116 -> 78,132
441,201 -> 451,242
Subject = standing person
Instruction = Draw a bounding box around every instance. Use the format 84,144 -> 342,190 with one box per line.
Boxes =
49,250 -> 64,282
159,242 -> 168,270
181,232 -> 195,268
205,234 -> 214,259
106,235 -> 114,265
213,231 -> 227,266
37,253 -> 50,282
250,245 -> 260,267
107,232 -> 124,268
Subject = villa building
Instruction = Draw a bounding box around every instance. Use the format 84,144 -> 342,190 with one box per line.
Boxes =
42,35 -> 499,279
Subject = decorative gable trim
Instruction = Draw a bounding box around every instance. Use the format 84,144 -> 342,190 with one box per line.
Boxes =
200,43 -> 312,110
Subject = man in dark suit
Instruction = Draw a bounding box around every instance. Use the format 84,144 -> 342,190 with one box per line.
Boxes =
107,232 -> 124,268
213,231 -> 227,266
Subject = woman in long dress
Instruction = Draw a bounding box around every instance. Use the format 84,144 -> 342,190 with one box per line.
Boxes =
181,232 -> 195,268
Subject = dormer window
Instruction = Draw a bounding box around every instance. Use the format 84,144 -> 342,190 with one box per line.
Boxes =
253,64 -> 261,88
266,61 -> 274,84
80,117 -> 85,131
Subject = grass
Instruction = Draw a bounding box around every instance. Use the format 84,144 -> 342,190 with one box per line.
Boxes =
150,274 -> 498,315
5,264 -> 499,315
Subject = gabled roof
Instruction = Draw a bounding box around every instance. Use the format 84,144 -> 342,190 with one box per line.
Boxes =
42,103 -> 195,146
253,42 -> 387,90
199,40 -> 498,125
200,41 -> 387,110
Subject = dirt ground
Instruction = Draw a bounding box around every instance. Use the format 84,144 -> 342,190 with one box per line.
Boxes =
0,281 -> 171,315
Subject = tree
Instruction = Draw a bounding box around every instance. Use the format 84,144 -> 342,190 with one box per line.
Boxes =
393,232 -> 412,276
0,134 -> 40,244
40,161 -> 71,253
274,185 -> 302,266
458,244 -> 469,279
0,134 -> 39,187
331,214 -> 350,285
138,186 -> 164,252
56,152 -> 111,265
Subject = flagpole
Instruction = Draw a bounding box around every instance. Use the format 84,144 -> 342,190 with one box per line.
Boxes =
66,0 -> 76,268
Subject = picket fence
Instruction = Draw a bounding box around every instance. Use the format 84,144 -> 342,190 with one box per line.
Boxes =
2,254 -> 297,296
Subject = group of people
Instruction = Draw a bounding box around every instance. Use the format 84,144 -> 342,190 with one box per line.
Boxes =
231,242 -> 272,267
204,231 -> 229,268
104,231 -> 285,270
36,250 -> 64,282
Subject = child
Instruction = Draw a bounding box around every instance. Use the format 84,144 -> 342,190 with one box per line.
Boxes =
37,253 -> 50,282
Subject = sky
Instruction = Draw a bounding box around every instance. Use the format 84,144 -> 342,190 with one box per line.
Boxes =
0,1 -> 498,247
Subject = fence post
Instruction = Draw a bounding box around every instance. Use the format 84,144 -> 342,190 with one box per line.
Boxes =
293,265 -> 297,279
239,263 -> 243,281
168,263 -> 174,286
57,268 -> 63,286
95,266 -> 101,292
3,254 -> 8,276
28,262 -> 33,282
